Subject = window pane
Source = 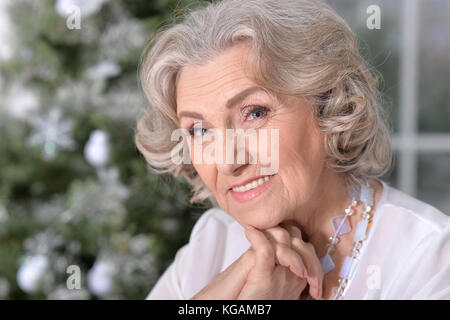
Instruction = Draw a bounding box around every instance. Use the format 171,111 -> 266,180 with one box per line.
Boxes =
418,0 -> 450,133
418,153 -> 450,215
325,0 -> 402,134
380,151 -> 399,188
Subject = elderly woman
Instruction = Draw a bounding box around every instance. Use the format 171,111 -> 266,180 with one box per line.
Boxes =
135,0 -> 449,300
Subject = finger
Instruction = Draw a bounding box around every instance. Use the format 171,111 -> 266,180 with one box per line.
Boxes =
272,243 -> 307,278
280,222 -> 303,240
245,227 -> 275,276
281,223 -> 323,299
282,223 -> 323,299
217,249 -> 255,299
263,226 -> 291,247
264,225 -> 308,279
291,236 -> 324,299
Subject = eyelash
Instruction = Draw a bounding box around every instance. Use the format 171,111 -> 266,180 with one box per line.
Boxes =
242,105 -> 269,121
187,105 -> 269,136
188,127 -> 208,137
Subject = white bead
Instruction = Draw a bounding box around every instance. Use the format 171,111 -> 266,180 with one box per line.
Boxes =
333,285 -> 345,299
326,244 -> 336,255
351,247 -> 360,258
361,211 -> 371,220
354,240 -> 363,250
329,236 -> 339,245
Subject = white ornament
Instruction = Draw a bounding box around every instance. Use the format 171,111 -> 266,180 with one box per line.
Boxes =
55,0 -> 109,18
17,255 -> 49,293
87,260 -> 115,297
84,130 -> 110,167
4,84 -> 39,120
86,61 -> 121,80
27,108 -> 76,161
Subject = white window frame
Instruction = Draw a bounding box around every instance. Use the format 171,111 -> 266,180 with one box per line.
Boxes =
394,0 -> 450,197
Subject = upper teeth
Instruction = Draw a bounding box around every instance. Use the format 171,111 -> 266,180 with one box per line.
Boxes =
232,176 -> 271,192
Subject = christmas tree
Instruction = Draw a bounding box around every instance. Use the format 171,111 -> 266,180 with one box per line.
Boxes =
0,0 -> 211,299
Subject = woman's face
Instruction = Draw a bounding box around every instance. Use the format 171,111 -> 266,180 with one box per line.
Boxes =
176,42 -> 328,230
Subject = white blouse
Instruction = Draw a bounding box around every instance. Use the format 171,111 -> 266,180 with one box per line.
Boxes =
146,179 -> 450,300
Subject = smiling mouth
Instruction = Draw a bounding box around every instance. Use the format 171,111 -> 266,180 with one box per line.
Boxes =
230,174 -> 275,192
228,174 -> 276,203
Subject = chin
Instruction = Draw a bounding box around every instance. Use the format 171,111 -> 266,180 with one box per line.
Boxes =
225,181 -> 284,229
228,205 -> 281,230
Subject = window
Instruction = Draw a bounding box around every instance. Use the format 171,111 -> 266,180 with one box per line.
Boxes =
326,0 -> 450,215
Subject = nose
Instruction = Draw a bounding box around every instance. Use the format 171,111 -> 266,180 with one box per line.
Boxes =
216,156 -> 247,176
215,128 -> 253,176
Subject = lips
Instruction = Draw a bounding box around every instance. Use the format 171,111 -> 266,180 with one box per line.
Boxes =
229,174 -> 275,191
229,174 -> 276,203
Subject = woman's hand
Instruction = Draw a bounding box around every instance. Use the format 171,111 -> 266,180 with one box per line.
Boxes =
190,247 -> 256,300
191,222 -> 323,300
237,223 -> 323,300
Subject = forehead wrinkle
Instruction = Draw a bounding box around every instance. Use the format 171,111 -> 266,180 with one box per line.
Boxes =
177,48 -> 256,116
177,76 -> 252,115
179,61 -> 246,98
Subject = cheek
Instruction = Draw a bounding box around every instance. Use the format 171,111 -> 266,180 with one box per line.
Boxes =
192,163 -> 217,191
277,118 -> 325,181
189,142 -> 214,190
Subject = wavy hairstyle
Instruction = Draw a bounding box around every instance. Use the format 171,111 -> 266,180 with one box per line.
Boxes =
135,0 -> 393,204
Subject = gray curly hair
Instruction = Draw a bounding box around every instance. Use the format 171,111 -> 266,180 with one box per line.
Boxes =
135,0 -> 393,204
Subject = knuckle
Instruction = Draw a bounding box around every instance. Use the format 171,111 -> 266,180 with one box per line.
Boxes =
292,225 -> 302,235
281,222 -> 302,237
291,237 -> 303,247
276,243 -> 291,255
271,227 -> 291,243
289,225 -> 302,237
257,244 -> 274,259
245,248 -> 256,263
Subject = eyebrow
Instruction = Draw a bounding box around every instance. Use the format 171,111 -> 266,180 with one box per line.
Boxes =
177,111 -> 204,120
225,85 -> 266,109
177,86 -> 267,120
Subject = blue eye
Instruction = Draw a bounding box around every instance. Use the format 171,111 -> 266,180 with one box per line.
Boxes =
245,106 -> 268,120
188,127 -> 208,137
249,110 -> 265,119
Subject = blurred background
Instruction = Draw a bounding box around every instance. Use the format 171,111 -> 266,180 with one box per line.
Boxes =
0,0 -> 448,299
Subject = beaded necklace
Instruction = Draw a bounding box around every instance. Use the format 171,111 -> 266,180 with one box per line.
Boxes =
305,181 -> 375,300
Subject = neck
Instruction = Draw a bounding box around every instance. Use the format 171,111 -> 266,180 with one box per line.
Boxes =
284,169 -> 352,253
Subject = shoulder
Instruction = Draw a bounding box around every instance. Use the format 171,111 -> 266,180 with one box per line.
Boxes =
375,180 -> 449,262
145,207 -> 241,300
369,181 -> 450,298
378,180 -> 449,234
189,206 -> 238,241
174,207 -> 243,299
